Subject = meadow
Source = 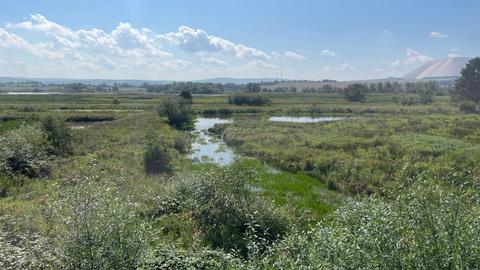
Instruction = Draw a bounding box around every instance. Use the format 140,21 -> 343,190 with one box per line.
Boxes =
1,91 -> 479,269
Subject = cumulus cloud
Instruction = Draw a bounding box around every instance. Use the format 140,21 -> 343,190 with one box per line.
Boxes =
1,14 -> 305,79
403,48 -> 433,64
283,51 -> 306,60
430,31 -> 448,38
339,63 -> 355,71
383,59 -> 401,68
202,56 -> 229,67
321,49 -> 337,57
164,26 -> 270,59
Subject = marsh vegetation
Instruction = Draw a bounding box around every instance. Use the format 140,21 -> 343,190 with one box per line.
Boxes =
1,74 -> 480,269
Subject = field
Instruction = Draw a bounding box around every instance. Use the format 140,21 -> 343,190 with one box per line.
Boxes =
1,91 -> 480,269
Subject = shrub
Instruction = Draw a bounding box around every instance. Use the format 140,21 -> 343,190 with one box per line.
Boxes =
459,101 -> 478,113
165,168 -> 288,257
228,95 -> 270,106
57,179 -> 147,270
343,84 -> 367,102
253,173 -> 480,269
144,136 -> 172,175
179,90 -> 192,103
160,98 -> 193,129
173,136 -> 190,154
41,116 -> 73,156
0,124 -> 50,177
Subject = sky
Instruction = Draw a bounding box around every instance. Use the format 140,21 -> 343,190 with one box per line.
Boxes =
0,0 -> 479,81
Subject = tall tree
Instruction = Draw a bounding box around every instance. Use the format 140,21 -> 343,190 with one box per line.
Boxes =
455,57 -> 480,102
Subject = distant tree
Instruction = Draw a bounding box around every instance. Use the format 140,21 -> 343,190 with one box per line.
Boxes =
112,97 -> 120,105
160,98 -> 193,129
454,57 -> 480,102
418,89 -> 434,104
179,90 -> 193,103
246,83 -> 261,93
369,83 -> 377,93
344,84 -> 367,102
376,82 -> 384,92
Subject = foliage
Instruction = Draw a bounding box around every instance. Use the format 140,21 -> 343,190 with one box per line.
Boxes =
454,57 -> 480,102
56,177 -> 147,270
0,124 -> 50,177
228,95 -> 270,106
246,83 -> 261,93
41,116 -> 73,156
459,100 -> 478,113
159,167 -> 289,256
160,97 -> 193,129
144,135 -> 172,175
140,246 -> 241,270
173,135 -> 190,154
253,174 -> 480,269
344,83 -> 367,102
179,90 -> 193,103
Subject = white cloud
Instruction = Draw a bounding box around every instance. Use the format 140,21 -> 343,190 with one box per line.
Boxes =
283,51 -> 306,60
164,26 -> 270,59
202,57 -> 229,67
339,63 -> 355,71
430,31 -> 448,38
321,49 -> 337,57
403,48 -> 433,64
383,59 -> 401,68
448,53 -> 460,58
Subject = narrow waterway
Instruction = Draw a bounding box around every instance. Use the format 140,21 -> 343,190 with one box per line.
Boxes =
189,117 -> 236,165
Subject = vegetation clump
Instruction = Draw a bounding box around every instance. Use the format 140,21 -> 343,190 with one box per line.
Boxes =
144,135 -> 172,175
160,98 -> 193,129
343,83 -> 367,102
41,116 -> 73,156
228,94 -> 270,106
0,124 -> 50,177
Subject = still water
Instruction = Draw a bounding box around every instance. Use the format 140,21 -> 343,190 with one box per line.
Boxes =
189,117 -> 236,165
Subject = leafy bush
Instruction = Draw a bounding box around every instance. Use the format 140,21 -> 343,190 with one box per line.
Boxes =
160,168 -> 289,257
160,98 -> 193,129
228,95 -> 270,106
56,179 -> 147,270
0,124 -> 50,177
144,135 -> 172,175
253,173 -> 480,269
140,246 -> 241,270
343,83 -> 367,102
41,116 -> 73,156
459,101 -> 478,113
173,135 -> 190,154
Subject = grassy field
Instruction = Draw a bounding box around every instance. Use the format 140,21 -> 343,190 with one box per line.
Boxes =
1,91 -> 479,268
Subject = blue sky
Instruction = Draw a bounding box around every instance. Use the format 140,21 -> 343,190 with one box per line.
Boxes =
0,0 -> 478,81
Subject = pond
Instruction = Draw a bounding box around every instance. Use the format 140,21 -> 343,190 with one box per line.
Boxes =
268,116 -> 343,123
189,117 -> 236,165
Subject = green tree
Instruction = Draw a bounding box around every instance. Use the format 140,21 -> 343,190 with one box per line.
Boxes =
160,98 -> 193,129
343,84 -> 367,102
179,90 -> 192,103
454,57 -> 480,102
246,83 -> 261,93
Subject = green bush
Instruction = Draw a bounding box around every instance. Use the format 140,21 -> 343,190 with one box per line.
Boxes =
161,168 -> 289,257
160,98 -> 193,129
57,179 -> 147,270
144,136 -> 172,175
459,101 -> 478,113
228,95 -> 270,106
173,136 -> 190,154
0,124 -> 50,177
41,116 -> 73,156
253,173 -> 480,269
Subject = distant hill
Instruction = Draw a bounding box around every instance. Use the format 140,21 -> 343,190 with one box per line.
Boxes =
403,57 -> 470,80
0,77 -> 172,86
